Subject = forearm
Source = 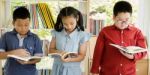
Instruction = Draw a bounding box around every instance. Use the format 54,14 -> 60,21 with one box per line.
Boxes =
26,59 -> 41,64
49,48 -> 63,54
0,52 -> 9,59
0,51 -> 14,59
69,54 -> 85,62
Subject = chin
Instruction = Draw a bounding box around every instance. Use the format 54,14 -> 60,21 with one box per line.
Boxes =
67,29 -> 73,32
19,32 -> 27,35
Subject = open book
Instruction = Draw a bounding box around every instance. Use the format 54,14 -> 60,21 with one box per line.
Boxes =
50,52 -> 78,59
7,55 -> 42,61
110,44 -> 147,54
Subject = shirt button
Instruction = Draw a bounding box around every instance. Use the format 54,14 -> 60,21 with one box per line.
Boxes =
121,41 -> 124,44
120,64 -> 122,66
66,38 -> 70,41
120,74 -> 122,75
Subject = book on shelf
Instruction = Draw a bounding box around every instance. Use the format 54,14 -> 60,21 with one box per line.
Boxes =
50,52 -> 78,59
7,55 -> 42,61
89,19 -> 105,36
110,43 -> 147,54
27,3 -> 54,29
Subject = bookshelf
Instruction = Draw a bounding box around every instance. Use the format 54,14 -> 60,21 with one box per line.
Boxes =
3,0 -> 89,29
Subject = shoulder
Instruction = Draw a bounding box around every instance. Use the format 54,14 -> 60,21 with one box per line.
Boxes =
51,29 -> 57,33
103,25 -> 114,30
29,32 -> 40,40
99,25 -> 114,34
2,31 -> 15,37
51,29 -> 61,36
129,25 -> 141,32
78,30 -> 91,40
78,30 -> 89,36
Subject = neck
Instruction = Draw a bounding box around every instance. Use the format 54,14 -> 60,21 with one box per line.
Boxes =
65,29 -> 74,34
19,34 -> 27,38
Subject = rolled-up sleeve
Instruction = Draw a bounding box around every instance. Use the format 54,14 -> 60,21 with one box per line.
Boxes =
0,34 -> 6,52
134,30 -> 147,61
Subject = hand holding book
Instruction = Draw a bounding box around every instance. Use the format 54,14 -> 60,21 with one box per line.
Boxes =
7,55 -> 42,62
109,44 -> 147,54
61,52 -> 78,62
119,50 -> 134,59
50,52 -> 78,59
8,49 -> 30,57
110,43 -> 147,59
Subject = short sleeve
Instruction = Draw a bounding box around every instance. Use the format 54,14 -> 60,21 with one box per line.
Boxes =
79,32 -> 91,45
51,29 -> 56,38
0,34 -> 7,52
33,35 -> 43,56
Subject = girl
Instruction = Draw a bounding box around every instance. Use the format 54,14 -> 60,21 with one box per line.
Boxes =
49,6 -> 90,75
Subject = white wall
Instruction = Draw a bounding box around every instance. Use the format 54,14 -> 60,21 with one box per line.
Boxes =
137,0 -> 150,48
0,0 -> 12,28
137,0 -> 150,75
0,0 -> 5,28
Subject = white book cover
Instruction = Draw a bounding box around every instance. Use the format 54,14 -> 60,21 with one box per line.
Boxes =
7,55 -> 42,61
110,44 -> 147,54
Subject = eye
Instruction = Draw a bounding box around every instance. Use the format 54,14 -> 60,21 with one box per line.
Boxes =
71,21 -> 76,25
63,23 -> 68,26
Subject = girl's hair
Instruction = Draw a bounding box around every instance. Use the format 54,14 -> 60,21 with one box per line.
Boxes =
54,6 -> 84,32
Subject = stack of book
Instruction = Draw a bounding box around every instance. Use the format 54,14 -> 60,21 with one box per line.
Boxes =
27,3 -> 55,29
89,19 -> 105,36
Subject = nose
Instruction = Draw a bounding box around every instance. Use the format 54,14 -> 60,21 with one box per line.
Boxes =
67,25 -> 72,29
122,21 -> 126,24
21,26 -> 26,30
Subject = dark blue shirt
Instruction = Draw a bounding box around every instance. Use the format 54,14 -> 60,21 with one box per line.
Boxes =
0,29 -> 43,75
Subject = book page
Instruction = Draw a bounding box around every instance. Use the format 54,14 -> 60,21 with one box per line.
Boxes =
109,44 -> 127,51
110,44 -> 147,54
62,52 -> 78,59
50,52 -> 78,59
7,55 -> 42,61
50,53 -> 62,57
126,46 -> 147,53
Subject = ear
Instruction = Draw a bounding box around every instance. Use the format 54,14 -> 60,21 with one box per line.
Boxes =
76,16 -> 79,21
113,15 -> 116,21
113,15 -> 115,20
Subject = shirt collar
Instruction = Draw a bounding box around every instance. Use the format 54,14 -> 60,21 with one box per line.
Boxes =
62,28 -> 78,38
11,29 -> 33,36
112,24 -> 133,30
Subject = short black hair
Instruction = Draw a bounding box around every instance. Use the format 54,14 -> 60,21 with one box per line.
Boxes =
113,1 -> 132,16
13,6 -> 30,21
54,6 -> 84,32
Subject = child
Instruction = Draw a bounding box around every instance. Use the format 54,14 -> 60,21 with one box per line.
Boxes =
0,7 -> 43,75
49,6 -> 90,75
91,1 -> 147,75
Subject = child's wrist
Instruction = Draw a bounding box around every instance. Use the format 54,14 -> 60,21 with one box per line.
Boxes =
58,50 -> 65,55
68,58 -> 72,62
